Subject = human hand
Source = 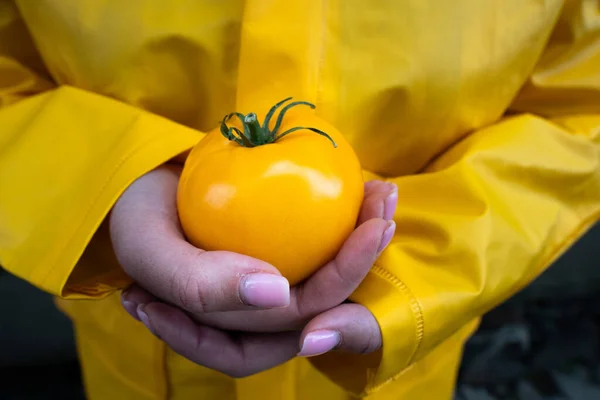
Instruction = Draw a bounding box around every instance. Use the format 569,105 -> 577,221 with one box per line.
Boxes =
121,178 -> 397,332
115,167 -> 397,377
110,164 -> 295,317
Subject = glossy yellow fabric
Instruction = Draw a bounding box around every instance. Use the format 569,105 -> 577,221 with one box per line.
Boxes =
1,1 -> 599,399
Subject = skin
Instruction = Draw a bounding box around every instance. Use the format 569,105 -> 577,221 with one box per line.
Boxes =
112,165 -> 397,379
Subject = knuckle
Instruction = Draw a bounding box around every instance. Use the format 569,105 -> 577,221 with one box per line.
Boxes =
171,267 -> 208,313
332,260 -> 354,286
357,330 -> 381,355
326,260 -> 359,298
190,330 -> 203,355
292,287 -> 320,322
356,341 -> 373,355
225,344 -> 255,378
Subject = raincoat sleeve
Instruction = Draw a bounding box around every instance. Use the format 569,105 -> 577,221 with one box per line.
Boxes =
0,2 -> 201,299
310,3 -> 600,397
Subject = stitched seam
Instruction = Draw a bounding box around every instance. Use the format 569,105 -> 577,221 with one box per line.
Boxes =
364,209 -> 600,396
370,264 -> 425,366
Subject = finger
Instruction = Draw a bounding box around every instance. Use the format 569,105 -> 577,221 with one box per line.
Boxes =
185,190 -> 397,332
110,166 -> 290,313
357,181 -> 398,225
138,302 -> 301,378
121,284 -> 158,321
189,184 -> 398,333
298,303 -> 381,357
293,218 -> 395,318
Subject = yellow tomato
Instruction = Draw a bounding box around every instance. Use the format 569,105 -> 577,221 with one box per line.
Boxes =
177,98 -> 364,285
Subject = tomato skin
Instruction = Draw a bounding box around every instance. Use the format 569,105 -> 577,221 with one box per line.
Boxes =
177,109 -> 364,285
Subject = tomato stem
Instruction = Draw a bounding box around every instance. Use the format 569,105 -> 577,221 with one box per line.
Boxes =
219,98 -> 337,148
263,97 -> 292,131
244,113 -> 265,144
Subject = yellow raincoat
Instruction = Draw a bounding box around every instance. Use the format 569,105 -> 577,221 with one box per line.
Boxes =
1,0 -> 599,399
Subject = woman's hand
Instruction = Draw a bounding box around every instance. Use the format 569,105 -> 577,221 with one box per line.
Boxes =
112,164 -> 397,377
110,164 -> 294,314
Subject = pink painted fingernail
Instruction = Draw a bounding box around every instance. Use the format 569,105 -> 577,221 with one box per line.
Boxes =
378,220 -> 396,254
240,273 -> 290,308
383,186 -> 398,221
384,182 -> 396,192
298,330 -> 341,357
121,289 -> 141,321
136,304 -> 157,336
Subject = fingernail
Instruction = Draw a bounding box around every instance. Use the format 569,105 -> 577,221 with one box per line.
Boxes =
383,187 -> 398,221
298,330 -> 341,357
137,304 -> 157,336
378,220 -> 396,254
384,182 -> 396,192
240,273 -> 290,308
121,289 -> 141,321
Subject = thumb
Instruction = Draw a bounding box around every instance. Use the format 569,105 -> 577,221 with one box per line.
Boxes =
110,165 -> 290,313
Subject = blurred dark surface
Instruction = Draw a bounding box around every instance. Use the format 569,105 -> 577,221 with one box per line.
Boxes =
457,223 -> 600,400
0,223 -> 598,400
0,269 -> 85,400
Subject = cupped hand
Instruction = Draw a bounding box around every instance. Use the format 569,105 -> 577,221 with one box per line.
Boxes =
112,164 -> 397,377
110,164 -> 293,315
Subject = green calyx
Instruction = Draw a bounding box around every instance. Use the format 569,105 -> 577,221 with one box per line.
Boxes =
219,97 -> 337,148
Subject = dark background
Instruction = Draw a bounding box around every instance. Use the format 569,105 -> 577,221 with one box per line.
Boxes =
1,224 -> 599,400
